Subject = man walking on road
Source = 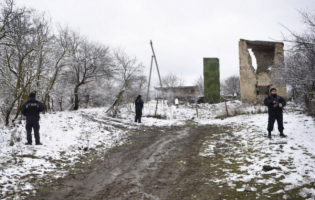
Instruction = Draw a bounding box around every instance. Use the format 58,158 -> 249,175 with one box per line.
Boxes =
135,95 -> 143,123
264,88 -> 287,139
21,92 -> 45,145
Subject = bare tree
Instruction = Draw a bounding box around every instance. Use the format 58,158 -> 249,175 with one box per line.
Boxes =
221,75 -> 240,97
194,75 -> 204,95
281,10 -> 315,50
41,32 -> 67,111
0,0 -> 20,43
8,11 -> 56,122
62,28 -> 112,110
128,75 -> 147,97
113,49 -> 144,88
0,0 -> 148,123
0,4 -> 43,125
161,72 -> 185,87
106,49 -> 144,117
276,9 -> 315,112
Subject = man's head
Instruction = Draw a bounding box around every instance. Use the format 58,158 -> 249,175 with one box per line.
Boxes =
270,88 -> 277,95
29,92 -> 36,98
137,95 -> 141,99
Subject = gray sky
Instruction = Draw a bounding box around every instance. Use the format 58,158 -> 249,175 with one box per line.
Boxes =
15,0 -> 314,86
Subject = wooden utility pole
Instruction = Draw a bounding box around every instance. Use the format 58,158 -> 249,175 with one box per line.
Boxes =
306,90 -> 315,111
195,95 -> 199,118
150,40 -> 165,101
146,55 -> 154,102
155,99 -> 159,117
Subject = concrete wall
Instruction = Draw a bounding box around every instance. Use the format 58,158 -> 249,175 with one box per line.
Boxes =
239,39 -> 286,103
239,41 -> 257,103
203,58 -> 220,104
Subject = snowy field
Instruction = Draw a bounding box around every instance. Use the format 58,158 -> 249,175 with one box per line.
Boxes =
0,100 -> 314,199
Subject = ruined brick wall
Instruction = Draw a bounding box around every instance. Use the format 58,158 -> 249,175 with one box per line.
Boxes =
239,39 -> 286,103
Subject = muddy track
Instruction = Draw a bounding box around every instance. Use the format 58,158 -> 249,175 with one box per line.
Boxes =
27,122 -> 286,200
25,123 -> 223,200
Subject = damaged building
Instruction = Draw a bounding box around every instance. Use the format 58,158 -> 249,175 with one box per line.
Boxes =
239,39 -> 286,103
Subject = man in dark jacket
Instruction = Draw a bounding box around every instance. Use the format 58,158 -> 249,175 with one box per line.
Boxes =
21,92 -> 45,145
263,88 -> 287,139
135,95 -> 144,123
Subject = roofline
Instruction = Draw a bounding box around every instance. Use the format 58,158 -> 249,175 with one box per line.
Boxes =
154,85 -> 198,90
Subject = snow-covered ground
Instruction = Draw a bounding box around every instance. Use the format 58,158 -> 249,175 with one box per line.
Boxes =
197,104 -> 315,199
0,108 -> 132,199
0,100 -> 314,199
123,99 -> 268,124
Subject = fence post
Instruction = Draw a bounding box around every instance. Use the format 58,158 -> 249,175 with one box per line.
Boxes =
225,99 -> 229,117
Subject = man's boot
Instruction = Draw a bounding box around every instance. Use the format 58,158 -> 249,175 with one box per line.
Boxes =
280,132 -> 287,138
268,132 -> 272,139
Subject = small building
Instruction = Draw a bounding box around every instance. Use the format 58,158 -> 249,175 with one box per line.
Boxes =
154,85 -> 199,102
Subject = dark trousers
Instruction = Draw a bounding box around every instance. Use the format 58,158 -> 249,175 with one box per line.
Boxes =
135,109 -> 142,123
26,120 -> 40,144
267,113 -> 284,132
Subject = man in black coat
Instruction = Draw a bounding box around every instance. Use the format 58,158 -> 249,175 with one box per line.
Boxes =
264,88 -> 287,139
135,95 -> 144,123
21,92 -> 45,145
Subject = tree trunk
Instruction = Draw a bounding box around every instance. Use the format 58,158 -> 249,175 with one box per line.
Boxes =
306,90 -> 315,111
74,86 -> 80,110
86,94 -> 90,108
155,99 -> 159,117
5,110 -> 11,126
106,89 -> 125,117
12,105 -> 21,124
12,92 -> 27,125
51,98 -> 54,111
43,93 -> 49,113
5,101 -> 16,126
12,91 -> 30,124
47,95 -> 51,111
59,98 -> 63,111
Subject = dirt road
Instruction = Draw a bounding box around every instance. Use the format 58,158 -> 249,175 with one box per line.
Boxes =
25,123 -> 220,200
26,121 -> 295,200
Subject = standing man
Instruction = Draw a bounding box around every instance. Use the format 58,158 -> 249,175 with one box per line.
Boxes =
264,88 -> 287,139
135,95 -> 143,123
21,92 -> 45,145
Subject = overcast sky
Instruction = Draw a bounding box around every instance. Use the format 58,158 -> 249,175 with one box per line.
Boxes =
15,0 -> 315,86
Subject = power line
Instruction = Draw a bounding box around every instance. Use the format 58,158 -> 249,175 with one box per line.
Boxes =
123,40 -> 151,47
